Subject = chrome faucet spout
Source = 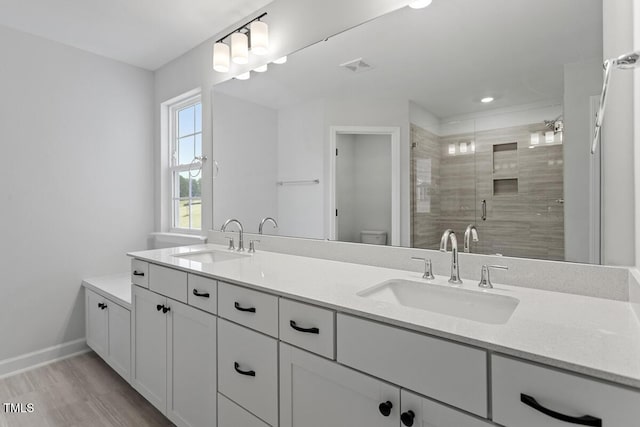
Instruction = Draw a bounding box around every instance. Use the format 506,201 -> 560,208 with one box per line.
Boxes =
440,229 -> 463,284
464,224 -> 479,253
259,217 -> 278,234
221,218 -> 245,251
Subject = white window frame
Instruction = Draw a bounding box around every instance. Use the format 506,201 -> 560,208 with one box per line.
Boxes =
168,94 -> 203,233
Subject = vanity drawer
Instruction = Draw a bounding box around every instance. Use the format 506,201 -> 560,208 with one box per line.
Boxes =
148,264 -> 187,303
218,282 -> 278,337
218,393 -> 271,427
218,319 -> 278,426
402,390 -> 492,427
337,314 -> 487,417
492,355 -> 640,427
131,259 -> 149,288
279,298 -> 335,359
187,274 -> 217,314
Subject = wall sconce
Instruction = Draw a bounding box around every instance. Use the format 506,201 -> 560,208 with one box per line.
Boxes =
212,13 -> 269,73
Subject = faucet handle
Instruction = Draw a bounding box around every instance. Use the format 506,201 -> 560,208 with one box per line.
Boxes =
226,236 -> 235,251
248,239 -> 261,254
411,257 -> 435,280
478,265 -> 508,289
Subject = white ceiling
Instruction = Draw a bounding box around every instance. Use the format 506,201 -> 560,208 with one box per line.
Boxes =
0,0 -> 273,70
215,0 -> 603,119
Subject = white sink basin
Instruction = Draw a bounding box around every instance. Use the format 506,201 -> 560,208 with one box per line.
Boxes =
173,250 -> 250,264
358,279 -> 519,324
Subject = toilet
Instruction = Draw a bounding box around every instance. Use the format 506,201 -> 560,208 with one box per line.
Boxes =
360,230 -> 388,245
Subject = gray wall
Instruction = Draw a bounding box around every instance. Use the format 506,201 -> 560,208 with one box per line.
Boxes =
0,25 -> 154,362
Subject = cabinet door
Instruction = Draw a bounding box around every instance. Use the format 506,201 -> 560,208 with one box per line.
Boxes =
400,390 -> 492,427
167,300 -> 217,427
132,285 -> 168,413
86,289 -> 108,358
107,301 -> 131,382
280,343 -> 399,427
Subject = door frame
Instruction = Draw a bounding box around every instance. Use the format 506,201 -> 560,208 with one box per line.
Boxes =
328,126 -> 401,246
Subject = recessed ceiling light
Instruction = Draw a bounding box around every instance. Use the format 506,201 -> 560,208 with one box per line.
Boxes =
481,97 -> 494,103
409,0 -> 433,9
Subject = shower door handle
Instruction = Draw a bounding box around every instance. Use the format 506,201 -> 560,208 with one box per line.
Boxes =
481,200 -> 487,221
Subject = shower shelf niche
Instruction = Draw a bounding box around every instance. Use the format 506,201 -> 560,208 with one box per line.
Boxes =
492,142 -> 519,195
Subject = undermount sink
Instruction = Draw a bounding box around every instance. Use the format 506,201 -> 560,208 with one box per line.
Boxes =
173,250 -> 250,264
358,279 -> 519,325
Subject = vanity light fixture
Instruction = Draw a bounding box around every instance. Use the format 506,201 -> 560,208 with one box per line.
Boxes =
254,64 -> 268,73
236,72 -> 251,80
530,132 -> 540,145
212,13 -> 269,72
481,97 -> 494,103
273,56 -> 288,64
545,131 -> 555,144
408,0 -> 433,9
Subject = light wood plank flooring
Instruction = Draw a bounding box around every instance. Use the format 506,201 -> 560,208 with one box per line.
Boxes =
0,352 -> 173,427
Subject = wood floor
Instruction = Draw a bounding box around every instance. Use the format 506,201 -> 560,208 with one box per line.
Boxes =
0,352 -> 173,427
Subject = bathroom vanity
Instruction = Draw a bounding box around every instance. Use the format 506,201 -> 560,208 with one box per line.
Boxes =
86,242 -> 640,427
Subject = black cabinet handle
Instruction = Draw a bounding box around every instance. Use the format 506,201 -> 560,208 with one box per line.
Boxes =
192,289 -> 210,298
401,410 -> 415,426
162,306 -> 171,314
156,304 -> 163,312
234,302 -> 256,313
290,320 -> 319,334
234,362 -> 256,377
133,271 -> 145,277
520,394 -> 602,426
378,401 -> 393,417
98,302 -> 107,310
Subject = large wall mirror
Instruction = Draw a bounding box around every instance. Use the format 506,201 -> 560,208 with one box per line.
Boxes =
212,0 -> 603,264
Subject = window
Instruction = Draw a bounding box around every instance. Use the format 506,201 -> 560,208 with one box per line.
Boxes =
169,96 -> 202,231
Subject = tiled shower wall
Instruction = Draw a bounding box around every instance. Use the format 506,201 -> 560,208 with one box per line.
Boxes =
411,123 -> 565,261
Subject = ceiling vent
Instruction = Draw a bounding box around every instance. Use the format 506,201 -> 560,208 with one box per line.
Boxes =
339,58 -> 373,73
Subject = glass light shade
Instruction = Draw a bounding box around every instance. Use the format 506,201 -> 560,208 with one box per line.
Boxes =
409,0 -> 433,8
545,131 -> 555,143
448,144 -> 456,155
459,142 -> 467,153
254,64 -> 268,73
231,32 -> 249,64
236,72 -> 251,80
530,132 -> 540,145
250,21 -> 269,56
470,141 -> 476,152
273,56 -> 288,64
213,42 -> 230,72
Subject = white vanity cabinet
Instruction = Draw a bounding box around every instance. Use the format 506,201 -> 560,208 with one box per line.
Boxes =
132,285 -> 217,427
280,342 -> 400,427
85,288 -> 131,381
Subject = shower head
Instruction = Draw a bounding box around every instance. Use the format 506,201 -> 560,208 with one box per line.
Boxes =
612,51 -> 640,69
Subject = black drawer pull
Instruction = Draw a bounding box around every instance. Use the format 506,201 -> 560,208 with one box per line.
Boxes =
162,306 -> 171,314
401,410 -> 415,426
192,289 -> 210,298
234,302 -> 256,313
520,394 -> 602,426
234,362 -> 256,377
156,304 -> 163,312
133,271 -> 145,277
98,302 -> 107,310
378,401 -> 393,417
290,320 -> 319,334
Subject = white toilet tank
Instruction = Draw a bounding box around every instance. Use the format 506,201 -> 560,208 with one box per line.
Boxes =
360,230 -> 388,245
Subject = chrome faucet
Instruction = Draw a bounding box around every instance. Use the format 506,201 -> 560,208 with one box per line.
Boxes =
464,224 -> 479,253
221,219 -> 245,251
259,217 -> 278,234
440,229 -> 463,284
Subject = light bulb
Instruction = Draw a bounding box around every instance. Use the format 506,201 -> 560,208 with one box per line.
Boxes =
213,42 -> 230,72
231,32 -> 249,64
409,0 -> 433,9
250,21 -> 269,56
273,56 -> 287,65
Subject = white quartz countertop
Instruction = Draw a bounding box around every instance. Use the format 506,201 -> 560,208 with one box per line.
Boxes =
82,272 -> 132,309
128,244 -> 640,389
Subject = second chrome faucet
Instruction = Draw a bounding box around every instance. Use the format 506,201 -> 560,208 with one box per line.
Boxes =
440,229 -> 463,284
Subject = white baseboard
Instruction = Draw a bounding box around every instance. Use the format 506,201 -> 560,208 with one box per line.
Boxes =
0,338 -> 90,379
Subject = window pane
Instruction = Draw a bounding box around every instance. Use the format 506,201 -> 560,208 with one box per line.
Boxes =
195,103 -> 202,133
178,106 -> 195,137
191,173 -> 202,198
191,198 -> 202,230
178,136 -> 195,165
179,171 -> 190,199
195,134 -> 202,158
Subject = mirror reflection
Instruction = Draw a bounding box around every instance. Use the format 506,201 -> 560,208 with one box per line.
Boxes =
212,0 -> 603,264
